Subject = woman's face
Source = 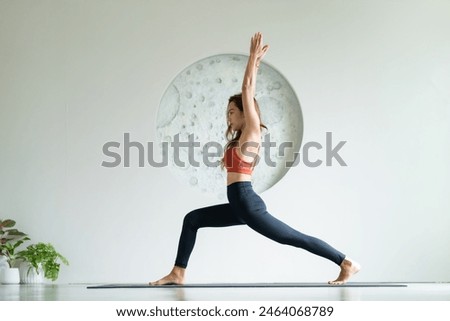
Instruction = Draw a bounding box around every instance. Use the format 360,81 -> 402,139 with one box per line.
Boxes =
227,102 -> 245,131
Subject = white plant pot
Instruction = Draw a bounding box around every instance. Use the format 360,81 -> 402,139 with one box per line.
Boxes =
0,267 -> 20,284
19,262 -> 44,284
0,256 -> 8,270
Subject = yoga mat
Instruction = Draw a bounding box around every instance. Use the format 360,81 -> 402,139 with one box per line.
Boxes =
87,282 -> 407,289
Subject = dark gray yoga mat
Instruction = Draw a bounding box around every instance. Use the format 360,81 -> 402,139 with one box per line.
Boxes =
87,282 -> 407,289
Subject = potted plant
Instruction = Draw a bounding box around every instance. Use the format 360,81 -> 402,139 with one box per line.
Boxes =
18,242 -> 69,283
0,219 -> 30,284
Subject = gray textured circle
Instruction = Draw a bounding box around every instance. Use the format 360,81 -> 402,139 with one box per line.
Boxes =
157,54 -> 303,199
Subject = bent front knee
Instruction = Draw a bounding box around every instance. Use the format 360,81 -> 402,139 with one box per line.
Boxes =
182,209 -> 201,229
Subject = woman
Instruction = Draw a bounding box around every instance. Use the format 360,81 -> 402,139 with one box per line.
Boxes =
150,32 -> 360,286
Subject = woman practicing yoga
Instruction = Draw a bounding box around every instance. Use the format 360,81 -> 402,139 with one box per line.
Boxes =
150,32 -> 360,285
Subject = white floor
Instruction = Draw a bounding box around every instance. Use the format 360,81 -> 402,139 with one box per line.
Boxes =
0,283 -> 449,301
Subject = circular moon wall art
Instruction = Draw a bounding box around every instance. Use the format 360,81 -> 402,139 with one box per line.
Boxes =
157,54 -> 303,199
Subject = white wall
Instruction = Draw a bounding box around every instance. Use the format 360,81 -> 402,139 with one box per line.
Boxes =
1,0 -> 449,283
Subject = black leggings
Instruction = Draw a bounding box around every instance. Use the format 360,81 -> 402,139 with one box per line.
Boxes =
174,181 -> 345,268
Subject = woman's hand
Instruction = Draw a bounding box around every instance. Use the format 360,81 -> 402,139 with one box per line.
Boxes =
250,32 -> 269,67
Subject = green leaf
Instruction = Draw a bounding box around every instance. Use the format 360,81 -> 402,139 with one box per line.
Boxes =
0,220 -> 16,228
5,229 -> 27,236
58,254 -> 69,266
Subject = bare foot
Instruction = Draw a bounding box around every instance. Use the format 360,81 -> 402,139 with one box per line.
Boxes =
328,258 -> 361,285
149,266 -> 185,286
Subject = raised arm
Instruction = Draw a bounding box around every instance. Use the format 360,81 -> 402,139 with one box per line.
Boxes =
240,32 -> 269,146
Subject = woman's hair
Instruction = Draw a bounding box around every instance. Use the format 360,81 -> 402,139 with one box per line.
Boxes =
220,93 -> 268,168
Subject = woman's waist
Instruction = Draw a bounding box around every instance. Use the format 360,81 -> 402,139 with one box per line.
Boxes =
226,176 -> 253,191
227,172 -> 252,186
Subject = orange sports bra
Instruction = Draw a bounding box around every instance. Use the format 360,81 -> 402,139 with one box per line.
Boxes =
224,147 -> 254,175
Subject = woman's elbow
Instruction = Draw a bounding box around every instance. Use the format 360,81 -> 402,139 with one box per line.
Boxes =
241,83 -> 253,93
